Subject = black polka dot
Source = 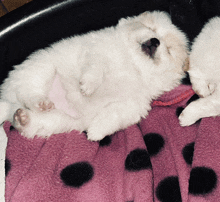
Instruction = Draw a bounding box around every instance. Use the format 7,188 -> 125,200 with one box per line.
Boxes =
144,133 -> 165,156
182,142 -> 194,165
156,176 -> 182,202
181,72 -> 191,85
99,136 -> 112,147
5,159 -> 11,176
176,107 -> 184,117
60,162 -> 94,188
125,149 -> 151,171
195,119 -> 202,125
10,126 -> 16,131
187,94 -> 200,105
189,167 -> 217,195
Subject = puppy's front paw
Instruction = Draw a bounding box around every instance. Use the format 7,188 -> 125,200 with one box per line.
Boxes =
86,127 -> 108,141
80,81 -> 96,96
178,106 -> 200,126
191,78 -> 215,98
87,132 -> 107,142
79,74 -> 102,96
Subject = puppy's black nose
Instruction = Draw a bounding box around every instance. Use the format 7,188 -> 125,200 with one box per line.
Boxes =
141,38 -> 160,57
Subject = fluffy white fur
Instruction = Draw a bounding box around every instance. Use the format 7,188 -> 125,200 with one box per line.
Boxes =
0,11 -> 188,141
179,16 -> 220,126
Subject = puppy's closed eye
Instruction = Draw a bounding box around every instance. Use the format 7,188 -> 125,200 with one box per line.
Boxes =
141,38 -> 160,58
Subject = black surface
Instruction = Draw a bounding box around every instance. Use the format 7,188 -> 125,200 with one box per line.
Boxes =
0,0 -> 219,85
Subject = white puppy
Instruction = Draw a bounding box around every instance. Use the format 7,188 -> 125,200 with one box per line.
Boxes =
0,11 -> 188,141
179,17 -> 220,126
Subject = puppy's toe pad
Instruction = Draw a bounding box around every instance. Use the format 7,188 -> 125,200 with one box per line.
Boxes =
38,99 -> 55,111
14,109 -> 29,126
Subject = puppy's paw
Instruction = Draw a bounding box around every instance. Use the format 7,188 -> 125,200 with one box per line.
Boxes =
13,108 -> 30,134
191,79 -> 215,98
86,127 -> 108,141
12,108 -> 53,138
80,82 -> 96,96
87,133 -> 107,142
25,97 -> 55,112
38,99 -> 55,112
178,106 -> 200,126
79,74 -> 101,96
14,108 -> 29,126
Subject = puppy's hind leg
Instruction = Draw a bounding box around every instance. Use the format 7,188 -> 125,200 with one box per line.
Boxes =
13,108 -> 84,138
86,101 -> 146,141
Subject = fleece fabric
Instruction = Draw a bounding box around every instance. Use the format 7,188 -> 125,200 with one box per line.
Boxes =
4,84 -> 220,202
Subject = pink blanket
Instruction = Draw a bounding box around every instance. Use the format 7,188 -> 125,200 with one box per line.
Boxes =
4,84 -> 220,202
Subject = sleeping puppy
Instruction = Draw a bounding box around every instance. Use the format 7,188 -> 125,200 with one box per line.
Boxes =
0,11 -> 188,141
179,17 -> 220,126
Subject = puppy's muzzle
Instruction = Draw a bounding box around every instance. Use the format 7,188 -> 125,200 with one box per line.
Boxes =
141,38 -> 160,58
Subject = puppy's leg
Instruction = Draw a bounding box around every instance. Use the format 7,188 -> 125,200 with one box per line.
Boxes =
86,101 -> 148,141
79,54 -> 106,96
190,75 -> 215,98
79,67 -> 104,96
13,108 -> 83,138
6,51 -> 57,111
14,98 -> 54,122
179,91 -> 220,126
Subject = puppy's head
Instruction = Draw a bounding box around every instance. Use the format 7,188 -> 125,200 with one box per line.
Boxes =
117,11 -> 189,77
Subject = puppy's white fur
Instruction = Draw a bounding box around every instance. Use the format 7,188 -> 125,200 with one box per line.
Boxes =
0,11 -> 188,141
179,17 -> 220,126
